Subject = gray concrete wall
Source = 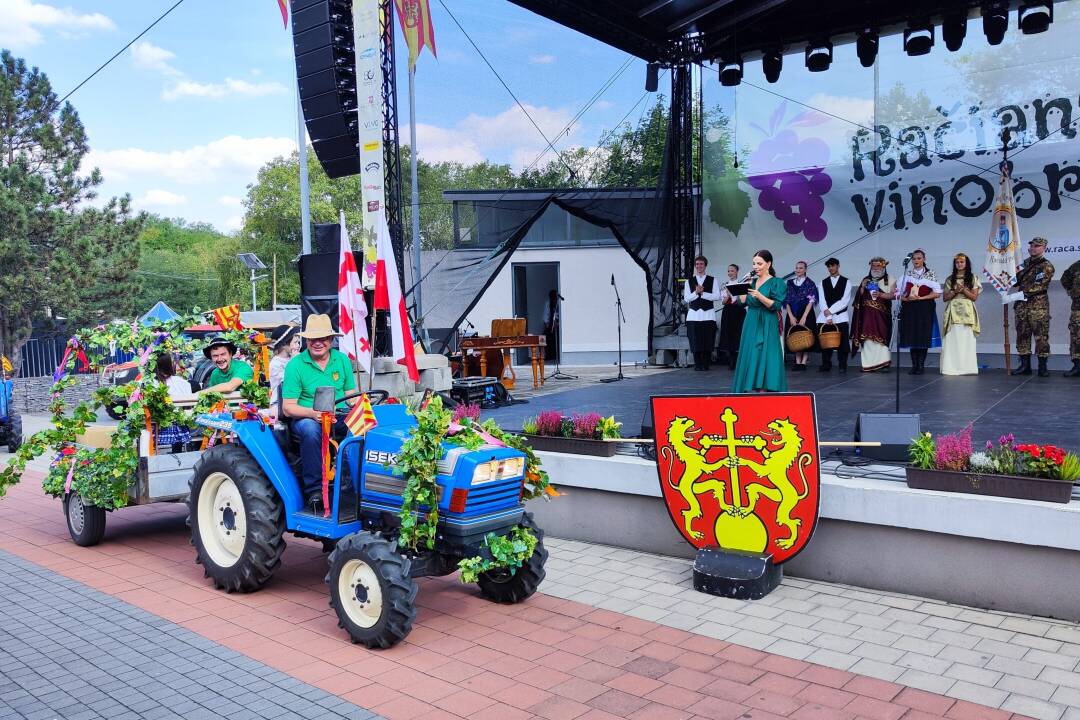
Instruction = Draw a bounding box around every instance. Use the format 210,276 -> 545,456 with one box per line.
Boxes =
12,375 -> 104,414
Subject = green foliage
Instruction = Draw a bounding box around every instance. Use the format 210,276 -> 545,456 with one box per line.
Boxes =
908,432 -> 935,470
134,217 -> 228,312
1059,453 -> 1080,483
597,415 -> 622,440
0,50 -> 145,365
521,417 -> 538,435
702,106 -> 750,235
457,526 -> 538,584
395,396 -> 452,550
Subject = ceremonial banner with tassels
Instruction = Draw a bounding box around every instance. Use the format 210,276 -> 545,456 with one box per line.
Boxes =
344,394 -> 378,436
212,304 -> 243,331
982,164 -> 1024,298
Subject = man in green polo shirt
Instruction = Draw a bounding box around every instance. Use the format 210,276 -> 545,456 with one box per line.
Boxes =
199,336 -> 253,394
282,314 -> 358,509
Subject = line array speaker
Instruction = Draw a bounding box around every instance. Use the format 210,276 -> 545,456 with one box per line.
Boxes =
291,0 -> 360,178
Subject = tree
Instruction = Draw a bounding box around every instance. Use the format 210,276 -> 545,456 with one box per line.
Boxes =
0,50 -> 145,366
133,217 -> 229,314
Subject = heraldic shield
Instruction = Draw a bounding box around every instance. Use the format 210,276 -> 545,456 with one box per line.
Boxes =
651,393 -> 821,565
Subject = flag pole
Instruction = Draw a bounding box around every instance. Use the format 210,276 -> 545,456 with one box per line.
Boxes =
408,62 -> 423,324
1001,129 -> 1013,375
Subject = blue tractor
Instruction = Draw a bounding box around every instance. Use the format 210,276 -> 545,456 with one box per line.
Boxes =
0,374 -> 22,454
187,391 -> 547,648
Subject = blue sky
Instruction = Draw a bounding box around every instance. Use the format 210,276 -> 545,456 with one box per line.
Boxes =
1,0 -> 650,231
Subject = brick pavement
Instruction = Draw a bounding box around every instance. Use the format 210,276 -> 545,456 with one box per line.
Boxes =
0,476 -> 1043,720
0,550 -> 378,720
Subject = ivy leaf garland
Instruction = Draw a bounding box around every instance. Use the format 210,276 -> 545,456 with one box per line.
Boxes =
393,396 -> 551,583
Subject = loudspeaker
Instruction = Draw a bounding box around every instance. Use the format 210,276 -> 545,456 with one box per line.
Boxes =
854,413 -> 921,462
291,0 -> 360,178
645,62 -> 660,92
640,403 -> 653,438
314,223 -> 341,255
298,253 -> 389,354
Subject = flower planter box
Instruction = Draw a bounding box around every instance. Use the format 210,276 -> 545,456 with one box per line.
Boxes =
905,466 -> 1073,503
522,434 -> 617,457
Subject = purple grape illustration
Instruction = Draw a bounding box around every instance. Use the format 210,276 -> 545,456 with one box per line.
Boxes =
746,105 -> 833,243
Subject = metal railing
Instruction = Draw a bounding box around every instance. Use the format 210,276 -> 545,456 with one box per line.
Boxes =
17,337 -> 135,379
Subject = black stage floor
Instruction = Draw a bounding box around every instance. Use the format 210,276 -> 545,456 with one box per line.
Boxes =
485,366 -> 1077,449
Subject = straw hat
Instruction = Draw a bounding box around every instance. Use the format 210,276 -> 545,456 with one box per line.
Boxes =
299,314 -> 341,339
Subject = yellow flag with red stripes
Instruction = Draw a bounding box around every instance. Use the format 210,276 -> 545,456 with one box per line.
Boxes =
1,355 -> 12,374
344,394 -> 378,437
212,304 -> 243,331
393,0 -> 437,71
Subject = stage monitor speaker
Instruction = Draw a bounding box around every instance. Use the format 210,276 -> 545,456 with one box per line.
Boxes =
640,404 -> 654,439
291,0 -> 361,179
853,413 -> 921,462
314,223 -> 341,255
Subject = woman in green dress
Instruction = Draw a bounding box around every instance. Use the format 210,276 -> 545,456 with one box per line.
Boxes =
731,250 -> 788,393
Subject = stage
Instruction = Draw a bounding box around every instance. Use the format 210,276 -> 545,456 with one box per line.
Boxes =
486,365 -> 1072,447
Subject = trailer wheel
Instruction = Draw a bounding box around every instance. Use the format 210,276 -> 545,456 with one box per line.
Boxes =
327,533 -> 417,649
6,414 -> 21,453
189,445 -> 285,593
64,491 -> 106,547
477,512 -> 548,604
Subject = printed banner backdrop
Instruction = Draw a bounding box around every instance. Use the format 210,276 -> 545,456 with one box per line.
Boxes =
701,3 -> 1080,354
354,0 -> 385,288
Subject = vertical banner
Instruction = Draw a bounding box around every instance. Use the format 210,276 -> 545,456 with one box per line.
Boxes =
353,0 -> 385,289
982,165 -> 1024,298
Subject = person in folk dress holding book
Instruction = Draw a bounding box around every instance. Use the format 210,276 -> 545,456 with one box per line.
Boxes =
897,249 -> 941,375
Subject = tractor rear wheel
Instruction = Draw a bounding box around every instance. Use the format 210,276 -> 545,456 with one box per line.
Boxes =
64,491 -> 106,547
6,414 -> 21,453
477,512 -> 548,604
327,532 -> 417,649
189,444 -> 285,593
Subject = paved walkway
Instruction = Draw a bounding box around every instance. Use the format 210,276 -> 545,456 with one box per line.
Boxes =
0,476 -> 1055,720
0,551 -> 379,720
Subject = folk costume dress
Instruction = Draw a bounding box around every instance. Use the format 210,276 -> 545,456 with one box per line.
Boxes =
784,276 -> 818,356
940,276 -> 981,376
850,273 -> 895,372
731,276 -> 787,393
898,267 -> 941,372
717,280 -> 747,368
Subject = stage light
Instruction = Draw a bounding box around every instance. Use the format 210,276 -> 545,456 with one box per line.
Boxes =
804,39 -> 832,72
762,48 -> 782,83
1019,2 -> 1053,34
856,30 -> 878,67
645,62 -> 659,92
982,1 -> 1008,45
719,57 -> 743,87
903,21 -> 934,56
943,13 -> 967,51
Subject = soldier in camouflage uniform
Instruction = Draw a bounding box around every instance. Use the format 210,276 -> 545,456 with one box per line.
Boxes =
1010,236 -> 1055,377
1062,258 -> 1080,377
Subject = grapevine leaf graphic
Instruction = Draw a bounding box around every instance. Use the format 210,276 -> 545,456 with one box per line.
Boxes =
705,168 -> 750,236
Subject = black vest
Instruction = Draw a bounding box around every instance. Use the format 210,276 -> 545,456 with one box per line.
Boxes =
822,275 -> 848,307
688,275 -> 715,312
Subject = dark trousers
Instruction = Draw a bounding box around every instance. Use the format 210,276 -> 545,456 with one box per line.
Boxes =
820,322 -> 850,369
293,417 -> 349,499
687,320 -> 717,369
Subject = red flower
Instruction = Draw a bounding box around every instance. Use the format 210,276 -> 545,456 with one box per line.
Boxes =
60,446 -> 76,456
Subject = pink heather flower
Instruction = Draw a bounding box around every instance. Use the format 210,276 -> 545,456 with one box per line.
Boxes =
571,412 -> 602,439
451,403 -> 481,422
535,411 -> 564,436
934,425 -> 974,472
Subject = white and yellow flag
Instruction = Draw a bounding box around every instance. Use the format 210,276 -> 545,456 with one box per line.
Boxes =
982,164 -> 1024,299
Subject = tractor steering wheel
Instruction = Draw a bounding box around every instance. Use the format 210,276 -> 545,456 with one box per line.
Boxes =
338,389 -> 389,406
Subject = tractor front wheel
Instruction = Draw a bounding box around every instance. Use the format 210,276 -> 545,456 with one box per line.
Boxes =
189,445 -> 285,593
327,533 -> 417,649
477,512 -> 548,604
6,414 -> 21,453
64,491 -> 106,547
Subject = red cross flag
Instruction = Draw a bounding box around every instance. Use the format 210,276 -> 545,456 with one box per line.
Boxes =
338,210 -> 372,373
374,215 -> 419,382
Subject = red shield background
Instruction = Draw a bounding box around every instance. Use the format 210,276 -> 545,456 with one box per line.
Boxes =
651,393 -> 821,564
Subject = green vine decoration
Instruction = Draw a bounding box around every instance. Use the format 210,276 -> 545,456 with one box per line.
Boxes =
1,312 -> 261,507
458,527 -> 538,584
394,396 -> 551,583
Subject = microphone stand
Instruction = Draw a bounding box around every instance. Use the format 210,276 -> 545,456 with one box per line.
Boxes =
894,258 -> 910,413
600,275 -> 626,383
546,301 -> 577,381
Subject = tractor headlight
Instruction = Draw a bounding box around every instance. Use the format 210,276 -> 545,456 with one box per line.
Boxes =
471,457 -> 525,484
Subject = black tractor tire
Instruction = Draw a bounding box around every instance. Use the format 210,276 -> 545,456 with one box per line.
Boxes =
6,414 -> 22,453
104,401 -> 127,421
326,532 -> 417,649
64,491 -> 107,547
477,511 -> 548,604
188,444 -> 285,593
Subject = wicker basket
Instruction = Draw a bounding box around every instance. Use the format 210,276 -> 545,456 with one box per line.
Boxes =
818,324 -> 841,350
786,325 -> 814,352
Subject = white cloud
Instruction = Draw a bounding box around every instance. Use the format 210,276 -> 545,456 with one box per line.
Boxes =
162,78 -> 287,101
223,215 -> 244,232
138,189 -> 187,207
0,0 -> 113,48
593,100 -> 615,111
218,195 -> 243,208
130,40 -> 180,76
807,93 -> 873,127
529,54 -> 556,65
88,135 -> 296,185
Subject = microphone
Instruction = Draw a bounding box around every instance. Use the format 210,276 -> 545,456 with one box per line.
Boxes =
902,252 -> 913,267
610,273 -> 615,286
464,319 -> 475,330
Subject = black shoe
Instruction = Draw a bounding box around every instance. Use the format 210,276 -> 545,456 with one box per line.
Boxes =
1038,357 -> 1050,377
1066,361 -> 1080,378
1011,356 -> 1032,376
